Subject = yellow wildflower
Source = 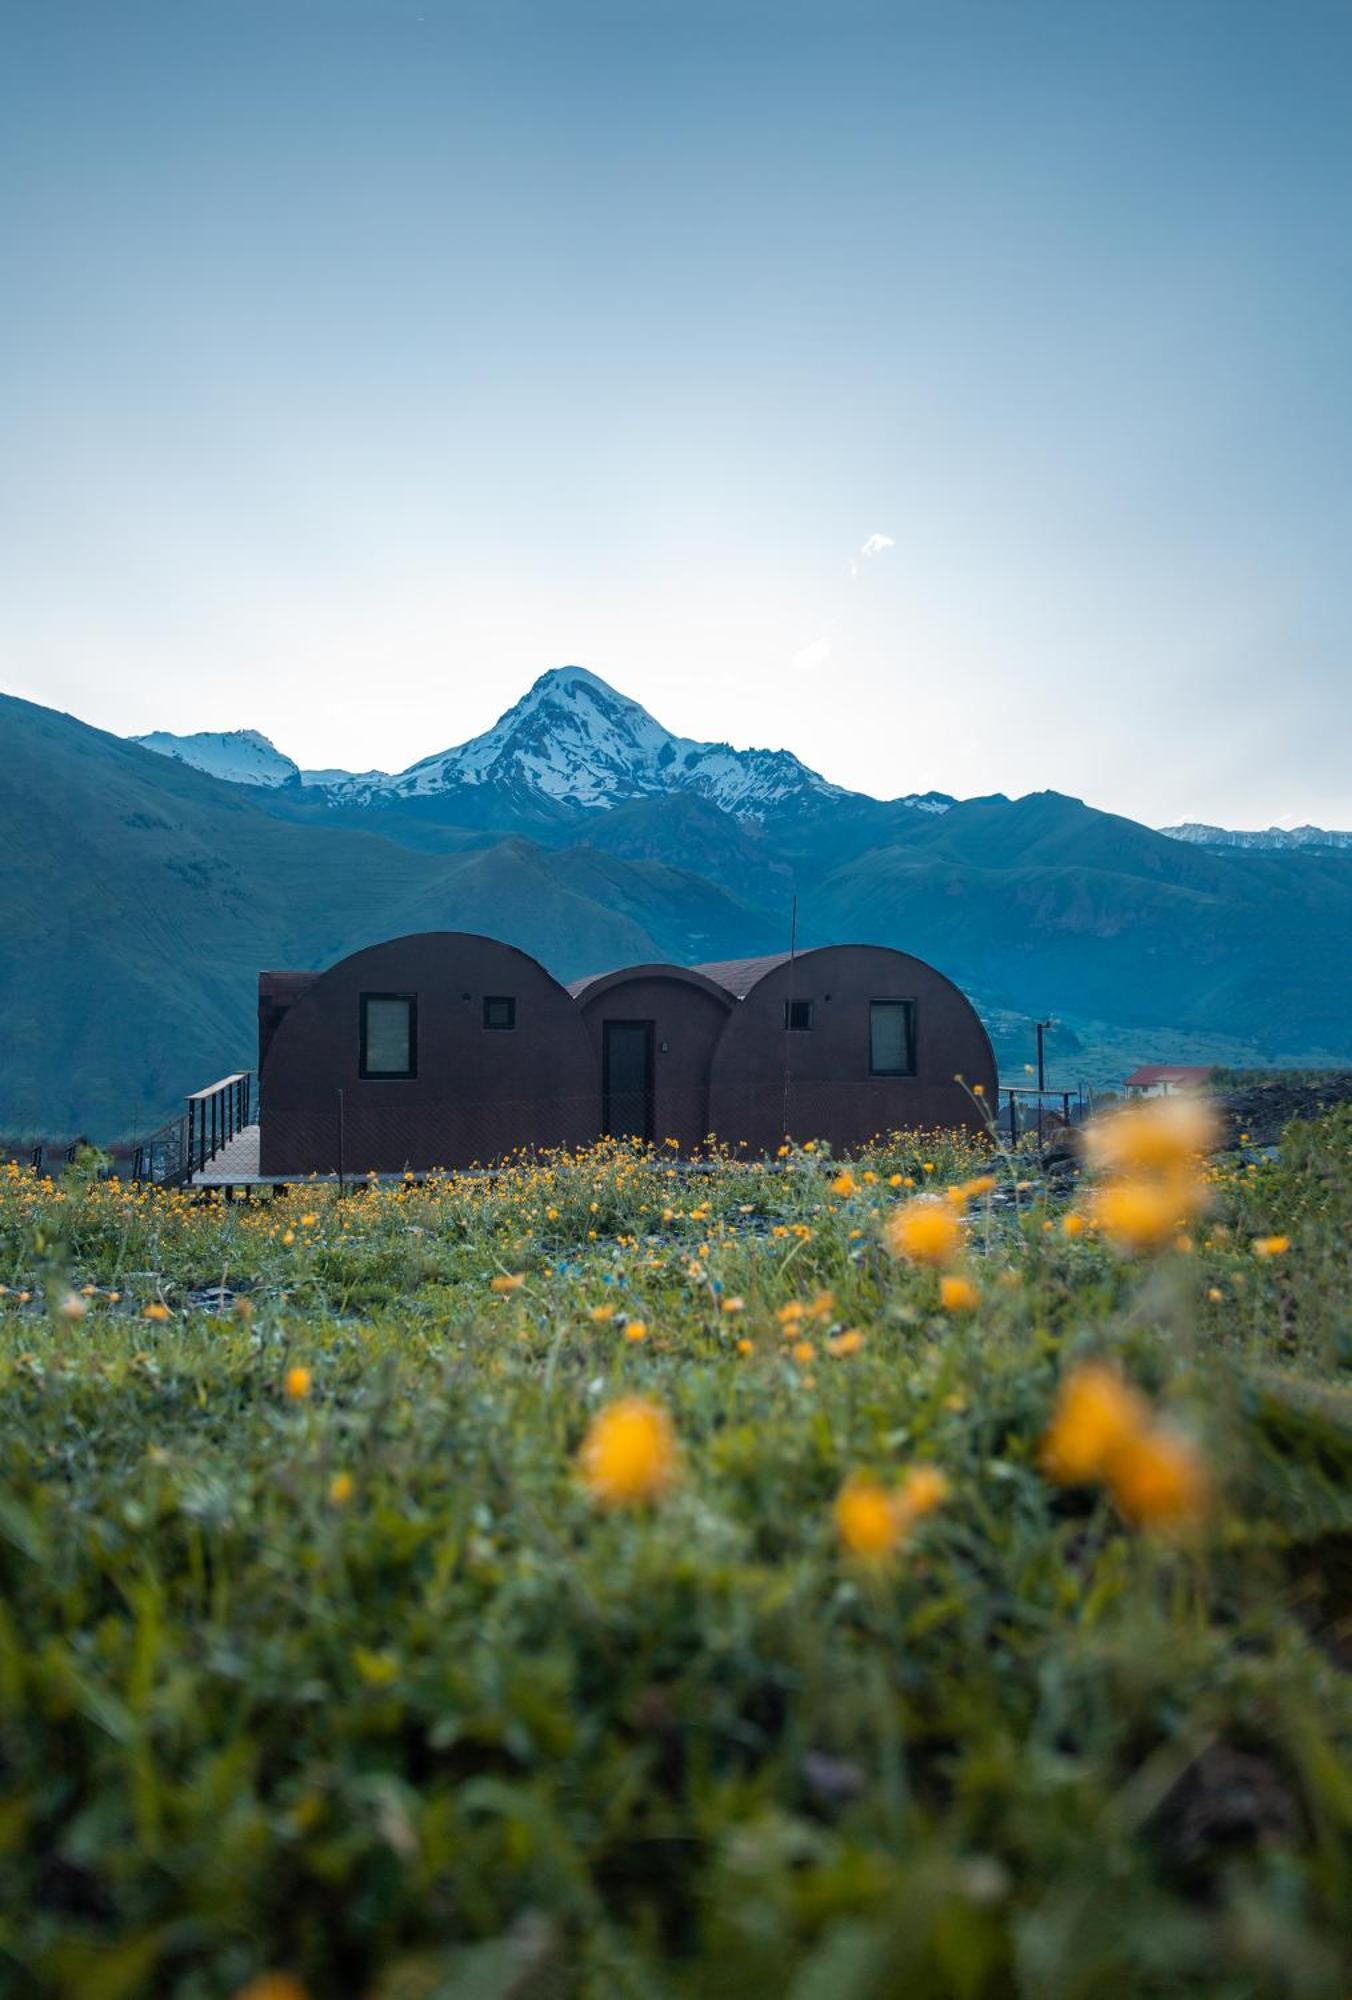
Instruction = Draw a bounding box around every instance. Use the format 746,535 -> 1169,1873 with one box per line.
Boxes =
143,1302 -> 171,1322
826,1328 -> 865,1357
1252,1234 -> 1290,1259
1041,1363 -> 1150,1485
898,1464 -> 950,1518
791,1339 -> 816,1366
579,1397 -> 678,1506
490,1273 -> 525,1294
884,1197 -> 961,1268
284,1365 -> 312,1401
328,1472 -> 354,1506
939,1274 -> 979,1314
1083,1094 -> 1219,1178
835,1478 -> 905,1560
623,1320 -> 648,1343
1089,1177 -> 1194,1254
1107,1428 -> 1209,1531
589,1303 -> 616,1323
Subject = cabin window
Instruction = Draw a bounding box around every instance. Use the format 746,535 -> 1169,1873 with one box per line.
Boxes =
483,996 -> 516,1030
359,993 -> 416,1078
784,999 -> 814,1031
869,999 -> 916,1076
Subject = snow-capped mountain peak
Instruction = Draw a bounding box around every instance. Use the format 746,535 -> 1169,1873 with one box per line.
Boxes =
131,727 -> 300,789
333,665 -> 855,821
130,666 -> 952,824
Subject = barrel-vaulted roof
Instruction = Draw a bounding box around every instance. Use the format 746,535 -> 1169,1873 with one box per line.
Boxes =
568,961 -> 734,1005
690,952 -> 795,998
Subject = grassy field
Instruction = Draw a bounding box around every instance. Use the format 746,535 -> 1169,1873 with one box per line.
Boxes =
1,1109 -> 1350,1999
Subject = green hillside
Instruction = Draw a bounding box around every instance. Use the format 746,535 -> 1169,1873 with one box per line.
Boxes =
0,699 -> 777,1138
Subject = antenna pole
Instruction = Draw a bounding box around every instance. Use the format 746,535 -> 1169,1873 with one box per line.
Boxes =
781,896 -> 798,1145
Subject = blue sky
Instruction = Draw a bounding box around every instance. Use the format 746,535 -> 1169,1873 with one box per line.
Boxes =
3,0 -> 1350,826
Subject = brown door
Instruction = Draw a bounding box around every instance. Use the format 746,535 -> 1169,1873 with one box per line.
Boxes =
603,1020 -> 654,1140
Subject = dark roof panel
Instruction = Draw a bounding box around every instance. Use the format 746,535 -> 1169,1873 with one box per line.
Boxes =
690,952 -> 793,998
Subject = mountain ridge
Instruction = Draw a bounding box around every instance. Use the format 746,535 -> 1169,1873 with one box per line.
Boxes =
131,665 -> 954,826
131,667 -> 1341,848
2,677 -> 1348,1139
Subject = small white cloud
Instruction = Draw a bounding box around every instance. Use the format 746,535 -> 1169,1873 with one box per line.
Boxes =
849,531 -> 896,578
792,625 -> 832,674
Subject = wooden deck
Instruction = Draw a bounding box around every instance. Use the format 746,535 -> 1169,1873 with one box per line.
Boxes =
192,1124 -> 261,1185
190,1125 -> 416,1189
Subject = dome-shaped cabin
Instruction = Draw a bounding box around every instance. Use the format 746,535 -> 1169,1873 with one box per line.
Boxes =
697,945 -> 996,1153
569,963 -> 733,1151
258,931 -> 598,1174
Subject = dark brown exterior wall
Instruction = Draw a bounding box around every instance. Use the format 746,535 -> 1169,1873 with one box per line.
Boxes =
575,967 -> 732,1152
258,972 -> 320,1073
259,933 -> 599,1174
705,944 -> 996,1153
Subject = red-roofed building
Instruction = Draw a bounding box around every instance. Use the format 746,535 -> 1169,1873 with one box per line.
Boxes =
1123,1064 -> 1215,1097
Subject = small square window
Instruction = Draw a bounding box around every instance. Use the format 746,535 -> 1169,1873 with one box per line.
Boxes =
360,993 -> 416,1078
784,999 -> 814,1031
870,1000 -> 916,1076
483,995 -> 516,1030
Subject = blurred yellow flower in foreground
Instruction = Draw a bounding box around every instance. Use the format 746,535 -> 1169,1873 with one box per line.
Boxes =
834,1478 -> 905,1560
1041,1363 -> 1149,1485
579,1397 -> 678,1506
1083,1093 -> 1219,1178
284,1366 -> 312,1401
1042,1362 -> 1208,1532
490,1273 -> 525,1294
328,1472 -> 354,1506
826,1328 -> 865,1357
885,1197 -> 961,1268
836,1462 -> 948,1559
1252,1234 -> 1290,1259
898,1464 -> 950,1517
143,1302 -> 171,1322
939,1274 -> 979,1314
1108,1428 -> 1209,1528
1088,1177 -> 1196,1254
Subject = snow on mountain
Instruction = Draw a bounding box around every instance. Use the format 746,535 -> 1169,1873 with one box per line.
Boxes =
326,666 -> 862,821
131,728 -> 300,789
131,667 -> 953,823
1159,821 -> 1352,852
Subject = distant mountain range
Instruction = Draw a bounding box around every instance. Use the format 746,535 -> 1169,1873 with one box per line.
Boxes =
134,666 -> 954,825
3,666 -> 1350,1139
1158,821 -> 1352,853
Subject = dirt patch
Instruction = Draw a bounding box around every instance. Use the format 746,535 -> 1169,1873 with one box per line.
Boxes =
1215,1072 -> 1352,1149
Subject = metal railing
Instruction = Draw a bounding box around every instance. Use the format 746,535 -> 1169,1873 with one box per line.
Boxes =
130,1071 -> 256,1186
999,1085 -> 1088,1145
185,1073 -> 254,1176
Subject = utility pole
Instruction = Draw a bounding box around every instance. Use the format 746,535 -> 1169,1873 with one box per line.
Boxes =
1035,1019 -> 1054,1147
